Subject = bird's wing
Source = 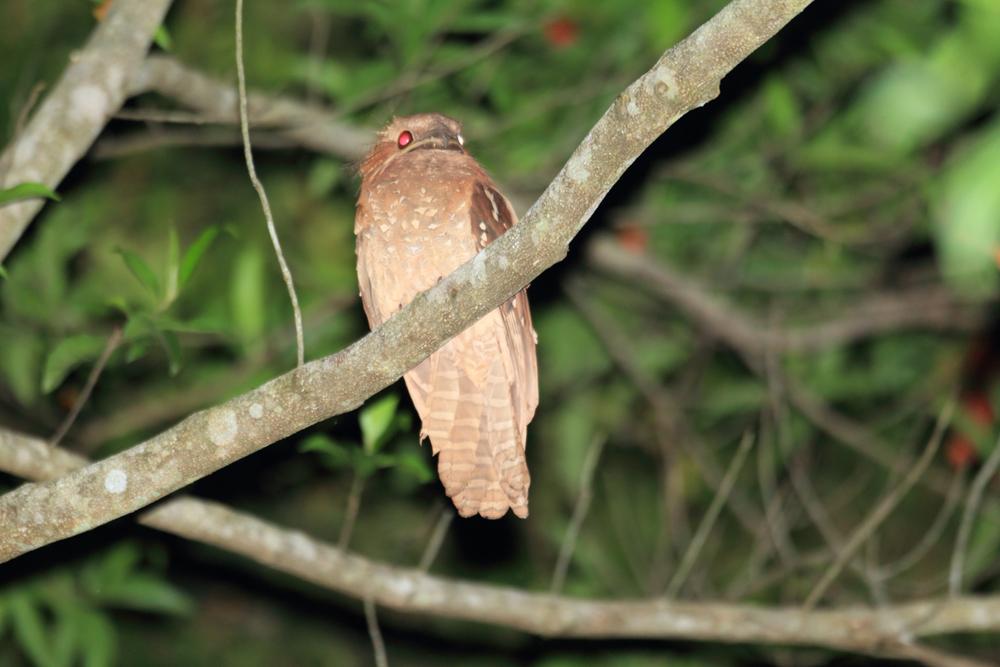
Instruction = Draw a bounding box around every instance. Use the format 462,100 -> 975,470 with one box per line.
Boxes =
469,181 -> 540,443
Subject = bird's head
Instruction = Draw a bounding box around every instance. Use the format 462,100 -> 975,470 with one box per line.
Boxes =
360,113 -> 466,180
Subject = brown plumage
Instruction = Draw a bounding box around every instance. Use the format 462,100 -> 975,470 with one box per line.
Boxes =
354,113 -> 538,519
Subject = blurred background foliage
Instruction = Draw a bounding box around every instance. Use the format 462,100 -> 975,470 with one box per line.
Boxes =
2,0 -> 1000,664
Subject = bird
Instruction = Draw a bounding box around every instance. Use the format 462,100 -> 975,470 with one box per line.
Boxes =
354,113 -> 538,519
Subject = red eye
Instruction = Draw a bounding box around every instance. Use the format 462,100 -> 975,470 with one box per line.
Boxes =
397,130 -> 413,148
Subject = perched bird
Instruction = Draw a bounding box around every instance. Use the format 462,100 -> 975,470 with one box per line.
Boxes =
354,113 -> 538,519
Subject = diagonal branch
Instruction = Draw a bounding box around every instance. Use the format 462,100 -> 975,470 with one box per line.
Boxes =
0,0 -> 174,261
0,0 -> 816,563
1,426 -> 998,663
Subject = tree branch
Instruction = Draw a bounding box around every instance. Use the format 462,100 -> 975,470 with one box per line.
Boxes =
587,237 -> 984,355
1,426 -> 998,662
0,0 -> 816,562
0,0 -> 173,261
127,55 -> 372,161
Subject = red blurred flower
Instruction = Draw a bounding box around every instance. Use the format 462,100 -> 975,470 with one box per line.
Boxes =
615,224 -> 649,254
946,435 -> 978,470
945,392 -> 994,470
544,17 -> 578,48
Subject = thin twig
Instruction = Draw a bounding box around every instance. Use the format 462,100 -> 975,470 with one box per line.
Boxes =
876,467 -> 964,581
364,596 -> 389,667
338,473 -> 365,550
551,434 -> 606,593
789,452 -> 888,606
49,327 -> 123,448
803,402 -> 955,610
113,108 -> 230,124
949,431 -> 1000,596
666,432 -> 755,598
13,82 -> 46,137
235,0 -> 305,368
418,506 -> 454,572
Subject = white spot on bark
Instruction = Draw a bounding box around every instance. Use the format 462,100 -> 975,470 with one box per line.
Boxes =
651,67 -> 678,99
249,403 -> 264,419
13,136 -> 37,169
288,531 -> 318,561
208,409 -> 238,447
471,251 -> 487,286
104,64 -> 124,92
567,144 -> 591,183
71,85 -> 109,124
104,469 -> 128,494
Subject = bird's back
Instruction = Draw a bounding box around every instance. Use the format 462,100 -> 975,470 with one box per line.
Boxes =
355,149 -> 537,518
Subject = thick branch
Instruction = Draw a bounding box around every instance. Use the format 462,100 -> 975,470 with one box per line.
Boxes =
0,0 -> 816,563
0,0 -> 173,261
1,427 -> 998,659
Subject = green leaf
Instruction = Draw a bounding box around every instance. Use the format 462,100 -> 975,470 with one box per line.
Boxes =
355,452 -> 395,478
157,329 -> 182,376
164,226 -> 180,305
231,244 -> 267,344
393,449 -> 434,483
153,25 -> 172,51
76,610 -> 116,667
178,226 -> 221,290
49,607 -> 80,667
42,334 -> 107,393
933,119 -> 1000,298
762,76 -> 803,137
0,263 -> 7,279
0,331 -> 45,405
300,434 -> 354,469
87,543 -> 141,591
7,590 -> 54,667
306,158 -> 342,198
125,340 -> 149,363
115,248 -> 161,300
95,574 -> 193,616
359,393 -> 399,454
0,182 -> 60,206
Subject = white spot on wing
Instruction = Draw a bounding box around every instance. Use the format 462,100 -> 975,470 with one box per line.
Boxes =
249,403 -> 264,419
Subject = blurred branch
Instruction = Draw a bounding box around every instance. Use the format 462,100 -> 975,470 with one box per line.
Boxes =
1,426 -> 998,664
588,235 -> 975,501
0,0 -> 173,261
666,432 -> 754,598
803,403 -> 953,610
949,432 -> 1000,595
0,0 -> 818,563
587,237 -> 984,356
127,55 -> 372,161
551,434 -> 606,593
